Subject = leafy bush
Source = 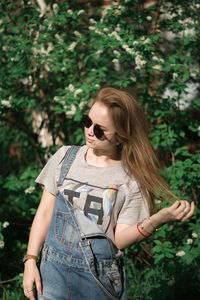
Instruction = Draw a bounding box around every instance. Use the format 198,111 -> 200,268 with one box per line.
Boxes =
0,0 -> 199,299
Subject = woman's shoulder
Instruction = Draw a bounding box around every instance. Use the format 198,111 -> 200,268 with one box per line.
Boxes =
48,145 -> 70,165
50,145 -> 86,166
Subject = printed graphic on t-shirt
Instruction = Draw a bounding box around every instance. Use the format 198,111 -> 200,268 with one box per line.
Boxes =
60,180 -> 118,226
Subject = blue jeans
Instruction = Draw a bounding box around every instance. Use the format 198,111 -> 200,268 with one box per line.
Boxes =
37,193 -> 126,300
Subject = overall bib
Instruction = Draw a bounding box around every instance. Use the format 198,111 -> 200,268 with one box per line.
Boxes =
38,147 -> 126,300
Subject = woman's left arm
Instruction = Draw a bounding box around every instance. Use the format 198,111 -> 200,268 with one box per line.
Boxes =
115,200 -> 195,250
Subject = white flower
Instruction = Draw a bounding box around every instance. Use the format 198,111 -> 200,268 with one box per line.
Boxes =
95,84 -> 100,88
135,55 -> 146,69
173,73 -> 178,80
20,76 -> 32,85
54,96 -> 59,102
109,31 -> 122,42
37,0 -> 47,17
77,9 -> 84,16
0,240 -> 4,248
67,9 -> 73,15
112,58 -> 119,64
152,56 -> 158,61
176,251 -> 185,257
113,50 -> 120,58
133,41 -> 138,45
187,239 -> 193,245
20,78 -> 29,85
89,18 -> 97,24
94,29 -> 103,35
143,38 -> 151,44
192,232 -> 198,238
1,100 -> 11,108
122,44 -> 128,50
74,31 -> 82,38
89,26 -> 95,31
122,44 -> 136,56
96,50 -> 103,57
155,199 -> 161,204
66,104 -> 76,117
79,100 -> 87,110
55,34 -> 64,44
2,46 -> 8,51
44,64 -> 51,72
25,186 -> 35,194
126,48 -> 136,55
68,84 -> 75,92
103,28 -> 109,32
3,222 -> 9,228
52,3 -> 59,13
146,16 -> 152,21
68,42 -> 77,51
196,4 -> 200,8
152,64 -> 162,71
74,88 -> 82,97
130,76 -> 136,82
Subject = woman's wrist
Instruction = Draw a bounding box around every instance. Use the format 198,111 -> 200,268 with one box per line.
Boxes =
24,258 -> 37,265
150,211 -> 166,228
23,254 -> 38,264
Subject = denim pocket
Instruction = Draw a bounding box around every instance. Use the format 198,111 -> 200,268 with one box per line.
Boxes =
98,261 -> 123,298
55,210 -> 80,247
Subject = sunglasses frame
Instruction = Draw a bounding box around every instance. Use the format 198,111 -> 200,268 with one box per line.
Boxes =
82,115 -> 106,140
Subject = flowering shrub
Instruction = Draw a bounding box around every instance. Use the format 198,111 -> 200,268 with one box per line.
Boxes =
0,0 -> 199,299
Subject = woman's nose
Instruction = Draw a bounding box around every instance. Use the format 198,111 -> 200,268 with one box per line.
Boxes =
87,124 -> 94,136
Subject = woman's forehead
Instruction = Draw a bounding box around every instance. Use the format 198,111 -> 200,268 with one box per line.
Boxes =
89,102 -> 115,128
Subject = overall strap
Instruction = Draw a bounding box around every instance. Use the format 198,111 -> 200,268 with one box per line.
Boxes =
57,146 -> 80,187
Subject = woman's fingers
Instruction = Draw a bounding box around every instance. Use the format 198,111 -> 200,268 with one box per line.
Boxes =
23,287 -> 35,300
175,200 -> 188,219
23,275 -> 42,299
35,274 -> 42,295
167,200 -> 195,222
181,201 -> 195,222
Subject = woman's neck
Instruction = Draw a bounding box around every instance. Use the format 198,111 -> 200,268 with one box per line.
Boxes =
85,147 -> 120,167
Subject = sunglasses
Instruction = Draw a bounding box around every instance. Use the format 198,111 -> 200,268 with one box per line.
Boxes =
82,115 -> 105,140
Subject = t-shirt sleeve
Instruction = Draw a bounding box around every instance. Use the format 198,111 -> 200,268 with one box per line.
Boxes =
117,180 -> 150,225
35,146 -> 70,195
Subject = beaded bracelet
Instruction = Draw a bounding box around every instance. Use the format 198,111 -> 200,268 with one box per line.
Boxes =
147,217 -> 158,232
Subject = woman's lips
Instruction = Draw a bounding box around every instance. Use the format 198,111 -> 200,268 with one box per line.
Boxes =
86,137 -> 94,143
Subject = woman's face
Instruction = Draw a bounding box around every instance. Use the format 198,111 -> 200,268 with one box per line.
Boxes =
84,102 -> 116,151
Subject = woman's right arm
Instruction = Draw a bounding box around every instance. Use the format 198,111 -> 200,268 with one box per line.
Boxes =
23,188 -> 56,300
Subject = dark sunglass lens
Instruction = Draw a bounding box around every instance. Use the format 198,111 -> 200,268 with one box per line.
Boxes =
94,125 -> 104,139
83,115 -> 105,140
83,115 -> 92,128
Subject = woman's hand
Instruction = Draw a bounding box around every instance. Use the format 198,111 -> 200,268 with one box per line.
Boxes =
23,260 -> 42,299
22,189 -> 56,298
155,200 -> 195,225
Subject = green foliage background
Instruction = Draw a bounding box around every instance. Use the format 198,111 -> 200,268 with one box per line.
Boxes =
0,0 -> 200,299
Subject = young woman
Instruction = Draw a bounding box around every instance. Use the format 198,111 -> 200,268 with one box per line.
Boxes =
23,87 -> 195,300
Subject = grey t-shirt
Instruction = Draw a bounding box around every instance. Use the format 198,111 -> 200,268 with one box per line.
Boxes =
36,145 -> 150,244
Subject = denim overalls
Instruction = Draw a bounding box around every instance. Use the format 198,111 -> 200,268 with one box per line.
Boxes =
38,147 -> 126,300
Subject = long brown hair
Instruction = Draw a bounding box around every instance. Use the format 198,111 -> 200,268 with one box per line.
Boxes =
94,87 -> 176,214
